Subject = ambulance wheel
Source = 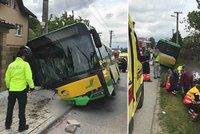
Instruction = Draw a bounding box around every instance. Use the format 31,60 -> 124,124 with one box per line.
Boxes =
129,117 -> 134,134
137,83 -> 144,109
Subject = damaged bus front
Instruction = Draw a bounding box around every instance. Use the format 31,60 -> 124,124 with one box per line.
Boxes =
25,23 -> 120,106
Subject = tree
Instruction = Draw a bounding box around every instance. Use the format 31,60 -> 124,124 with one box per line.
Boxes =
170,31 -> 183,46
28,11 -> 90,40
185,1 -> 200,33
197,0 -> 200,9
48,12 -> 90,32
187,11 -> 200,32
28,17 -> 42,40
149,37 -> 156,48
181,0 -> 200,62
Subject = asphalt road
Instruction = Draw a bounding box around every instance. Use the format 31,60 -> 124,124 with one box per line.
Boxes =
46,73 -> 127,134
133,66 -> 158,134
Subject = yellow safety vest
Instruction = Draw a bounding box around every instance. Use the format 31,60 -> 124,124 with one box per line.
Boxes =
187,86 -> 200,102
177,66 -> 183,74
153,54 -> 159,62
5,57 -> 34,91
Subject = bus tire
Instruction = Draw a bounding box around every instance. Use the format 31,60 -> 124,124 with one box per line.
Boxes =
137,83 -> 144,109
129,117 -> 134,134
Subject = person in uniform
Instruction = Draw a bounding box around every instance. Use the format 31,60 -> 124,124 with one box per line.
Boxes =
184,80 -> 200,121
153,49 -> 160,79
5,49 -> 34,132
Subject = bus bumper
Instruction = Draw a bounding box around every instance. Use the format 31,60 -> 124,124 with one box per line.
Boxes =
64,88 -> 105,106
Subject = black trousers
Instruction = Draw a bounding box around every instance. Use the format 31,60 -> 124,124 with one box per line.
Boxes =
143,62 -> 150,74
5,90 -> 27,128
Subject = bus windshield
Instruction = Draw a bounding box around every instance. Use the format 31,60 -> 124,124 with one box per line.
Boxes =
31,34 -> 98,88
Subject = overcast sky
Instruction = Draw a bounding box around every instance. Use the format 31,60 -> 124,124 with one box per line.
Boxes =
129,0 -> 198,41
24,0 -> 127,48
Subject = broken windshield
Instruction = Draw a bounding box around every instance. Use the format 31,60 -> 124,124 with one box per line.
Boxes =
31,34 -> 98,88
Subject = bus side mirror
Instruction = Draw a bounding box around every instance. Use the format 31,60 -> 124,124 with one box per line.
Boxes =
90,28 -> 102,48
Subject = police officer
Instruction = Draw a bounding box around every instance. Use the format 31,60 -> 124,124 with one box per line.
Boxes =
5,49 -> 34,132
153,49 -> 160,79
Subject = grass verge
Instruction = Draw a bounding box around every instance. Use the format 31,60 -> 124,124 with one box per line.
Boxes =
159,86 -> 200,134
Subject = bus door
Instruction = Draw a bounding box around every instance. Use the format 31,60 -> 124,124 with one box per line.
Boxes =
105,46 -> 120,84
97,45 -> 115,96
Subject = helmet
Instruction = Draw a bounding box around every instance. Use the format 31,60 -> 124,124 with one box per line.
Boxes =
20,46 -> 32,56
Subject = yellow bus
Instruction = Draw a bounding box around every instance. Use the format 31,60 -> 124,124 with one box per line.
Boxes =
156,39 -> 180,68
128,16 -> 144,134
24,23 -> 120,106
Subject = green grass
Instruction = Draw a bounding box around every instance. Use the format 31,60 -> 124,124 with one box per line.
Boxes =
159,88 -> 200,134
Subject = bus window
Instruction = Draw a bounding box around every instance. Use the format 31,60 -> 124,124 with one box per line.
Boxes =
99,45 -> 112,65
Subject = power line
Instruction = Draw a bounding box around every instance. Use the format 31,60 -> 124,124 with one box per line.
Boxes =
83,0 -> 116,44
87,0 -> 110,30
83,0 -> 110,33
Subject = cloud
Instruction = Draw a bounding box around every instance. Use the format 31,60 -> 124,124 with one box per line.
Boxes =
24,0 -> 96,20
105,13 -> 114,19
129,0 -> 198,40
24,0 -> 127,48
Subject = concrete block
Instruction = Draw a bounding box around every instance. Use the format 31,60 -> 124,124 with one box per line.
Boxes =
67,119 -> 80,127
65,124 -> 77,133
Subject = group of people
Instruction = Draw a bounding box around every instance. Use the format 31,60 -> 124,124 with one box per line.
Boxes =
141,48 -> 160,81
165,65 -> 200,121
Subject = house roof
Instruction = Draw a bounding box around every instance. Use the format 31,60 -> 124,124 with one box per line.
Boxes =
17,0 -> 37,18
0,21 -> 16,29
0,0 -> 36,18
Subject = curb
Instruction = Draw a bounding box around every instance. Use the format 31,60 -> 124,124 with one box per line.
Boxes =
151,79 -> 162,134
38,106 -> 73,134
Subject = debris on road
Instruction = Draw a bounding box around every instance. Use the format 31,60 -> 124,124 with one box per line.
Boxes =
65,124 -> 77,133
65,119 -> 80,133
67,119 -> 81,127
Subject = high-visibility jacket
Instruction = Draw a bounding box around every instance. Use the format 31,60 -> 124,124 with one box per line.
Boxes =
177,66 -> 183,74
153,54 -> 159,62
186,86 -> 200,103
5,57 -> 34,91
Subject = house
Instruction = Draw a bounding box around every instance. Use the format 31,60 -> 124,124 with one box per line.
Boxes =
0,0 -> 36,91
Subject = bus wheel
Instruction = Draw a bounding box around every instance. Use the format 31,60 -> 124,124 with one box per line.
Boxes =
137,83 -> 144,109
129,117 -> 134,134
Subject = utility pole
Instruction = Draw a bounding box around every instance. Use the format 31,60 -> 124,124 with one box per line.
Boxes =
171,12 -> 182,44
109,30 -> 113,48
42,0 -> 49,34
